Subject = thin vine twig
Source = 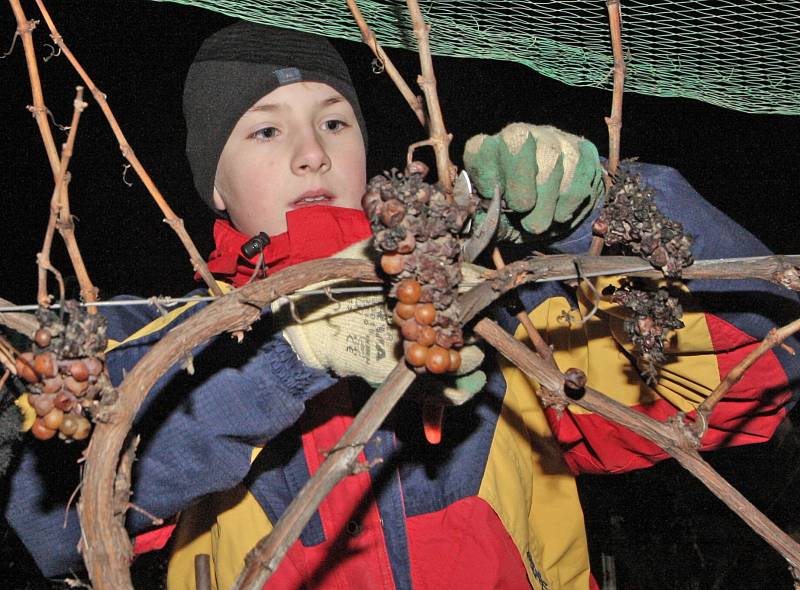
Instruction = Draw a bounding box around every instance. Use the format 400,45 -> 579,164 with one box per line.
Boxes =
7,0 -> 60,177
604,0 -> 625,179
588,0 -> 626,257
231,362 -> 415,590
31,0 -> 222,297
345,0 -> 426,126
54,91 -> 98,308
405,0 -> 456,191
36,87 -> 95,308
491,247 -> 556,368
693,317 -> 800,437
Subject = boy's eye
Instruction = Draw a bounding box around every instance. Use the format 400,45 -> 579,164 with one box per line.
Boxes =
322,119 -> 348,132
251,126 -> 279,141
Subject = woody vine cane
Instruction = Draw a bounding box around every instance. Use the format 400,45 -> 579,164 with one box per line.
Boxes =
75,253 -> 800,590
10,0 -> 222,298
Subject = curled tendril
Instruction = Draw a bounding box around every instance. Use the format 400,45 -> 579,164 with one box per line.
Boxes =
121,163 -> 133,187
42,42 -> 62,62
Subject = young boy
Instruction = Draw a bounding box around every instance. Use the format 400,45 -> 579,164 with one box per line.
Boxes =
6,21 -> 800,590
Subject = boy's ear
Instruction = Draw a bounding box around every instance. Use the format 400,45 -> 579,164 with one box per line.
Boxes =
212,186 -> 227,211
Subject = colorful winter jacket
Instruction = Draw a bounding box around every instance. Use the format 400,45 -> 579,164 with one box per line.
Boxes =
4,163 -> 799,589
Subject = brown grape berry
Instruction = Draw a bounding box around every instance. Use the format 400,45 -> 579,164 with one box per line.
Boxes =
15,357 -> 39,384
64,376 -> 90,397
448,349 -> 462,372
396,279 -> 422,304
54,391 -> 75,412
69,361 -> 90,382
395,302 -> 416,320
43,408 -> 64,430
84,357 -> 104,377
405,343 -> 429,367
396,233 -> 416,254
33,352 -> 57,379
59,414 -> 79,437
29,394 -> 54,417
41,376 -> 63,394
72,416 -> 91,441
401,319 -> 422,341
31,419 -> 56,441
417,325 -> 436,347
426,346 -> 451,374
414,303 -> 436,326
379,199 -> 406,227
380,253 -> 405,275
34,328 -> 52,348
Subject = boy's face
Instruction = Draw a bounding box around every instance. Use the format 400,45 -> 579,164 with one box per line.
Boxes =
213,81 -> 367,237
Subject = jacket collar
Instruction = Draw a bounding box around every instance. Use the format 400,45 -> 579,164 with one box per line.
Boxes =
202,206 -> 373,287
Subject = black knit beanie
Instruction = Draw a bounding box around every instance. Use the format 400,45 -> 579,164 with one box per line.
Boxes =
183,21 -> 367,212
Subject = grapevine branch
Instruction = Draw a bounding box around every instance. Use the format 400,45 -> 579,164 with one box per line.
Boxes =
473,317 -> 800,573
74,248 -> 800,589
7,0 -> 59,177
694,317 -> 800,436
231,362 -> 416,590
605,0 -> 625,178
2,253 -> 799,333
405,0 -> 456,190
0,297 -> 38,338
345,0 -> 426,126
195,554 -> 212,590
54,90 -> 98,308
31,0 -> 223,298
36,86 -> 97,308
588,0 -> 626,257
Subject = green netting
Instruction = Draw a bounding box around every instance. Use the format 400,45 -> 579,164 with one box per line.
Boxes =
156,0 -> 800,115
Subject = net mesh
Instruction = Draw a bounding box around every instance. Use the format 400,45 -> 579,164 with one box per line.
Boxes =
156,0 -> 800,115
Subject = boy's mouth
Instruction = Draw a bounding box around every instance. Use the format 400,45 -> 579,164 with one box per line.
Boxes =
291,190 -> 336,209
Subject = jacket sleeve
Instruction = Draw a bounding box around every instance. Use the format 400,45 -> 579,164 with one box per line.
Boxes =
3,293 -> 336,577
508,162 -> 800,474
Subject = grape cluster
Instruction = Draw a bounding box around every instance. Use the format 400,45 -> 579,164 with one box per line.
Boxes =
15,301 -> 110,442
593,164 -> 694,277
611,282 -> 685,383
363,162 -> 476,373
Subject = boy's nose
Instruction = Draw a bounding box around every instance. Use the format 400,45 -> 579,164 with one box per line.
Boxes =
292,132 -> 331,174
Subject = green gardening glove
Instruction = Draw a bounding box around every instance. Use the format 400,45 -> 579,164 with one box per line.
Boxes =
463,123 -> 604,236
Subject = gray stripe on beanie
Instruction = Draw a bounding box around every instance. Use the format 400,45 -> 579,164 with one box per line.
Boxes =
183,22 -> 367,212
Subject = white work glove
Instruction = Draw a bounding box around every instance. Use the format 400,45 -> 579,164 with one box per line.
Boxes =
273,239 -> 485,393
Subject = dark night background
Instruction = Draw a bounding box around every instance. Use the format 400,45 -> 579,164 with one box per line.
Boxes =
2,1 -> 800,588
